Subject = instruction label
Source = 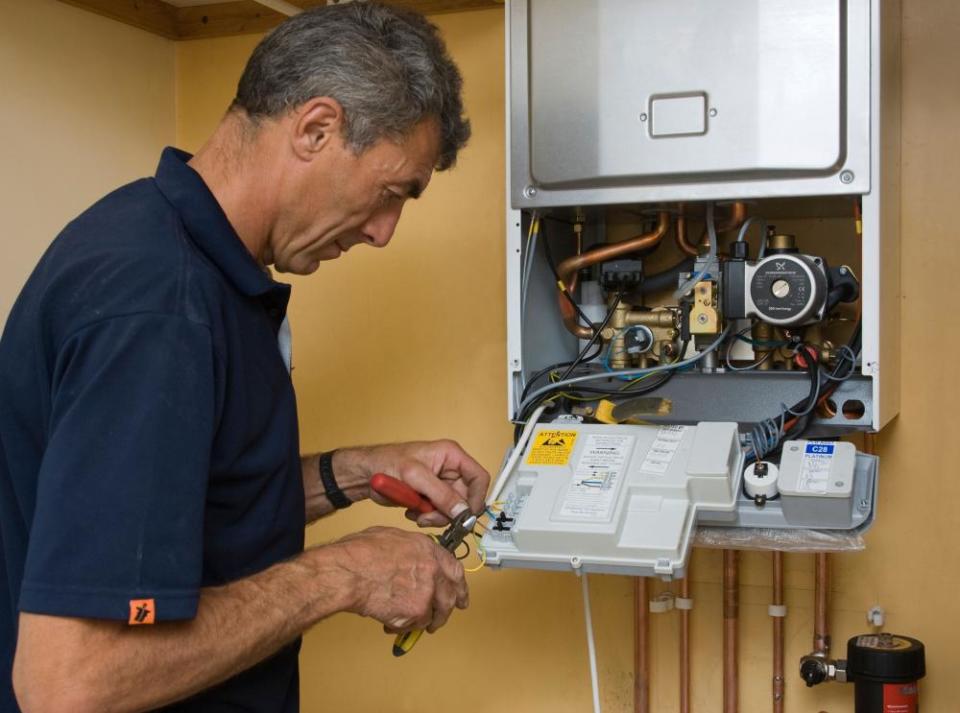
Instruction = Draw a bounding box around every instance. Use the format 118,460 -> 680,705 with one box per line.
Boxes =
527,429 -> 578,466
640,425 -> 688,474
559,434 -> 635,520
797,442 -> 835,494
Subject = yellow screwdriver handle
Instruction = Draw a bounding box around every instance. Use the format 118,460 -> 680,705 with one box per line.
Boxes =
392,628 -> 424,657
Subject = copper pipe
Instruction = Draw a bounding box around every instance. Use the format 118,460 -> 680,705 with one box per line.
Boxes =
557,212 -> 671,338
675,204 -> 699,257
863,432 -> 877,455
718,201 -> 748,234
723,550 -> 739,713
773,552 -> 785,713
679,573 -> 691,713
634,576 -> 650,713
675,202 -> 748,256
814,553 -> 830,656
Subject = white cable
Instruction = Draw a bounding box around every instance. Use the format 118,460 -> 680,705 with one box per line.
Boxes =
520,214 -> 540,323
673,202 -> 719,300
486,403 -> 547,506
735,215 -> 767,245
251,0 -> 302,16
580,573 -> 602,713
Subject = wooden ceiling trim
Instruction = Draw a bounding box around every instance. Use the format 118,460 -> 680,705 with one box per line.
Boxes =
176,1 -> 287,40
57,0 -> 180,40
56,0 -> 504,40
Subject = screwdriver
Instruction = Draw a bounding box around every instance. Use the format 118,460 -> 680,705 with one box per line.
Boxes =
368,473 -> 477,657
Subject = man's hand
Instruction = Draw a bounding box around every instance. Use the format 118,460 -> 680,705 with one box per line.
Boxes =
305,440 -> 489,527
332,526 -> 468,633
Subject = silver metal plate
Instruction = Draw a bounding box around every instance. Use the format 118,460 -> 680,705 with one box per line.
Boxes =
511,0 -> 872,206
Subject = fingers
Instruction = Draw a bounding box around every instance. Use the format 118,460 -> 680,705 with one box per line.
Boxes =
399,459 -> 470,522
439,444 -> 491,515
427,547 -> 466,633
340,528 -> 469,639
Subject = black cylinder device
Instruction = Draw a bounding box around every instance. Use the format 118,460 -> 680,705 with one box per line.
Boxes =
847,634 -> 925,713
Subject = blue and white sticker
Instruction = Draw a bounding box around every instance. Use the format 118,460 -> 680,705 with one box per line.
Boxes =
798,441 -> 835,494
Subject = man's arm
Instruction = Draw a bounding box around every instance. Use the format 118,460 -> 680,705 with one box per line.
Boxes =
13,528 -> 467,713
302,440 -> 490,525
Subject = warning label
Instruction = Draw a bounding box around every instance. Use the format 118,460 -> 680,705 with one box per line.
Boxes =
527,430 -> 578,466
559,434 -> 635,520
640,425 -> 688,474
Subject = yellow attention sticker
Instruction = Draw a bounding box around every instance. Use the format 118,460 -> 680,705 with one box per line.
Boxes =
527,430 -> 578,466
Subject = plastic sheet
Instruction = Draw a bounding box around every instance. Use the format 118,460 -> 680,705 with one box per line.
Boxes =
693,526 -> 865,552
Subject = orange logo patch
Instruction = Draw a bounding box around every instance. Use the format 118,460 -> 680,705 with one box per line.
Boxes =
128,598 -> 156,625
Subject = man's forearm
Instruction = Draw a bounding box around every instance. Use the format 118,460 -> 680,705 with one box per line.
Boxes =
301,449 -> 373,523
14,545 -> 357,713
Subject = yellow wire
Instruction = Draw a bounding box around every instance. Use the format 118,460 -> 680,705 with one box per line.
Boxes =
465,531 -> 487,573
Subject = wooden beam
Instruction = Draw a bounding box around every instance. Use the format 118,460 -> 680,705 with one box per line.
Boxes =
56,0 -> 179,40
176,1 -> 287,40
57,0 -> 504,41
301,1 -> 504,18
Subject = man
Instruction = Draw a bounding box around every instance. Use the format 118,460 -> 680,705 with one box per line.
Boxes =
0,4 -> 488,711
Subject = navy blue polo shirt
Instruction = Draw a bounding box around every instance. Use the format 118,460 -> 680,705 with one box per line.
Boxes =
0,148 -> 305,712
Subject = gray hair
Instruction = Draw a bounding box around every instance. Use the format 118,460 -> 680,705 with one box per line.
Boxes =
232,2 -> 470,170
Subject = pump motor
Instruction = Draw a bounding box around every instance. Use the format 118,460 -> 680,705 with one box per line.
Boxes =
723,253 -> 830,327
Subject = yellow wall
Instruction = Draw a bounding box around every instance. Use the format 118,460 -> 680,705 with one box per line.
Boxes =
0,0 -> 175,320
173,5 -> 960,712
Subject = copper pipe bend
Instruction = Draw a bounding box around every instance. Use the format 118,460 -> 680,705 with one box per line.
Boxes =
675,204 -> 699,257
676,201 -> 748,256
556,211 -> 671,338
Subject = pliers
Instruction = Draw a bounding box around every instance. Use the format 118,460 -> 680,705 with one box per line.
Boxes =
369,473 -> 478,657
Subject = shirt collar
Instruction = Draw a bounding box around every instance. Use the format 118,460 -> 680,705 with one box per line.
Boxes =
154,147 -> 286,300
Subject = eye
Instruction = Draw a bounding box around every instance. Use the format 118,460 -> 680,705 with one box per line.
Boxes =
381,189 -> 405,206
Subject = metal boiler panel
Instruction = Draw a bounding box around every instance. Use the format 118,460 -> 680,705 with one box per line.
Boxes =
510,0 -> 872,206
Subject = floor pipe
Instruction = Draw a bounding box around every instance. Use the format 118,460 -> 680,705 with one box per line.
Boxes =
679,571 -> 691,713
723,550 -> 739,713
773,551 -> 785,713
634,576 -> 649,713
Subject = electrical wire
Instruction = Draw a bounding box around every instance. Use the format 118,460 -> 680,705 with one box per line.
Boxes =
520,211 -> 541,320
541,218 -> 596,331
580,572 -> 602,713
746,324 -> 863,461
490,402 -> 549,506
518,325 -> 732,417
557,292 -> 624,382
464,532 -> 487,573
674,201 -> 719,300
735,215 -> 768,248
724,326 -> 774,371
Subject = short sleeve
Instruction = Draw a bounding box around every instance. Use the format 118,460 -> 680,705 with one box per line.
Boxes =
18,313 -> 218,623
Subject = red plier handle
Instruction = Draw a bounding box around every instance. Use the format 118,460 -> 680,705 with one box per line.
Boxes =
369,473 -> 435,514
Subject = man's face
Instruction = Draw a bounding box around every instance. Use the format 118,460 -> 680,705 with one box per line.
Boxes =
269,118 -> 441,275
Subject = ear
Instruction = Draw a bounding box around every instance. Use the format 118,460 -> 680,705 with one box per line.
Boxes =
289,97 -> 346,161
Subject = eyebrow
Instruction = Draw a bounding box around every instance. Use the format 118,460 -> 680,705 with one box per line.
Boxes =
400,180 -> 424,200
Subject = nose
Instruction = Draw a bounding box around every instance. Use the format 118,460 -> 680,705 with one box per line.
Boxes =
361,205 -> 403,248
